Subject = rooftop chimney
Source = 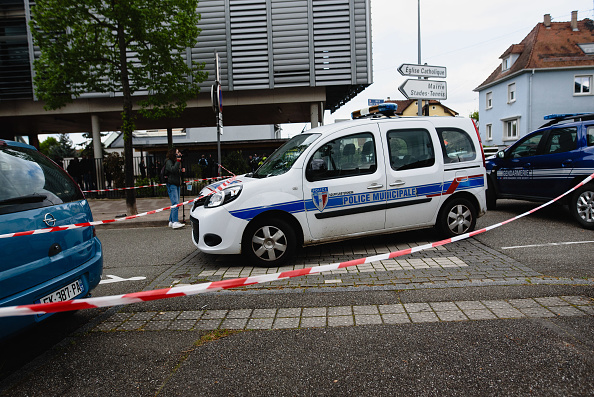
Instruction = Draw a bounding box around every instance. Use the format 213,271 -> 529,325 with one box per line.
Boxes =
544,14 -> 551,28
571,10 -> 578,31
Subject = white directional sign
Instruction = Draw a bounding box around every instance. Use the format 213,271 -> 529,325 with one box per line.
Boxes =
398,63 -> 447,78
399,79 -> 447,100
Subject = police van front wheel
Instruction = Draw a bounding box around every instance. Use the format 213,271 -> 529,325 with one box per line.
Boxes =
570,184 -> 594,229
437,198 -> 477,238
242,218 -> 296,267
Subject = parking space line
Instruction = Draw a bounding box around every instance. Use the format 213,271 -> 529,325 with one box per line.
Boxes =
502,241 -> 594,250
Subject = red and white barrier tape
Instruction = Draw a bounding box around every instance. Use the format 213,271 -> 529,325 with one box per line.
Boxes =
82,176 -> 229,193
0,177 -> 237,239
0,173 -> 592,318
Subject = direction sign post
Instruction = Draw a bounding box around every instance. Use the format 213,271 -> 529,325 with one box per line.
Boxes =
398,79 -> 447,100
397,63 -> 447,78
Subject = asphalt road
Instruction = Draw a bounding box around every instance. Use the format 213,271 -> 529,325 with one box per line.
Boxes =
1,200 -> 592,396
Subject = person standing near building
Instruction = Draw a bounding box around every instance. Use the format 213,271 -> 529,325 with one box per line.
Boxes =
165,148 -> 185,229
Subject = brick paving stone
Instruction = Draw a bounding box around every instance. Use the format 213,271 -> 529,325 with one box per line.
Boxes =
508,298 -> 540,308
518,307 -> 557,318
227,309 -> 253,319
221,318 -> 248,329
381,313 -> 411,324
302,307 -> 327,317
353,305 -> 379,315
117,320 -> 146,331
177,311 -> 204,320
576,305 -> 594,315
378,304 -> 406,314
129,312 -> 157,321
490,308 -> 525,319
548,306 -> 586,316
404,303 -> 432,313
429,302 -> 458,311
142,321 -> 171,331
561,296 -> 593,305
409,312 -> 439,323
153,311 -> 181,321
277,308 -> 302,317
194,319 -> 222,330
328,315 -> 355,327
110,312 -> 134,321
202,310 -> 228,319
301,317 -> 327,328
246,318 -> 274,330
456,301 -> 487,310
328,306 -> 352,316
464,309 -> 497,320
355,314 -> 382,325
168,320 -> 196,330
534,297 -> 568,306
273,317 -> 300,329
436,310 -> 468,322
94,321 -> 121,332
481,300 -> 515,310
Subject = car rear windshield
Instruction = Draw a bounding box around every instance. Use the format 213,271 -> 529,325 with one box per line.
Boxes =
0,145 -> 83,215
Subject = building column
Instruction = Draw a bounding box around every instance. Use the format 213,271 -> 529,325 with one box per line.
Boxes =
310,103 -> 319,128
91,115 -> 104,189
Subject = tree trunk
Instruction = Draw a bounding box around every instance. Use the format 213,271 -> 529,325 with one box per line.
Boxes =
117,21 -> 137,216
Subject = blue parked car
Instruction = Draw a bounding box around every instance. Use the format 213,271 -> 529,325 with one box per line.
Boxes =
486,113 -> 594,229
0,140 -> 103,340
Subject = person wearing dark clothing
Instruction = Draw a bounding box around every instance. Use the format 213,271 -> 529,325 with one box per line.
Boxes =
80,155 -> 93,191
67,157 -> 83,188
207,154 -> 216,178
139,160 -> 146,179
165,148 -> 185,229
198,154 -> 208,178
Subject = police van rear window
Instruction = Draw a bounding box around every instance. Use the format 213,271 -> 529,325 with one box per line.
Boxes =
437,128 -> 477,163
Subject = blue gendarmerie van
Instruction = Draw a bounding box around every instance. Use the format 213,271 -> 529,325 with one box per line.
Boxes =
0,140 -> 103,340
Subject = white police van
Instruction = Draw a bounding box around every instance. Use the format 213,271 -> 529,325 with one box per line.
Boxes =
190,104 -> 487,266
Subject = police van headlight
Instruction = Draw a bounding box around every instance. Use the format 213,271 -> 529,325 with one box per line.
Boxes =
205,185 -> 242,208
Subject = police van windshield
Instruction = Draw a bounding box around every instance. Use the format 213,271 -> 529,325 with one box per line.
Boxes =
252,133 -> 320,178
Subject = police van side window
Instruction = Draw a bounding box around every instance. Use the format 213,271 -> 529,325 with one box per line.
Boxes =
306,132 -> 376,182
436,128 -> 476,163
587,126 -> 594,147
387,129 -> 435,171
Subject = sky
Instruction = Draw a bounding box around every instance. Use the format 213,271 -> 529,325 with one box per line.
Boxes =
44,0 -> 594,144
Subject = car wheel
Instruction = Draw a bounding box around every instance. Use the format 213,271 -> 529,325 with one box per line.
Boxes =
486,179 -> 497,210
437,198 -> 477,237
570,184 -> 594,229
242,218 -> 296,267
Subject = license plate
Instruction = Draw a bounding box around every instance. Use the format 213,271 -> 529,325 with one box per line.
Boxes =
39,279 -> 84,304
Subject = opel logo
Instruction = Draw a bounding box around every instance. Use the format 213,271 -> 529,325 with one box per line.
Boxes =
43,213 -> 57,227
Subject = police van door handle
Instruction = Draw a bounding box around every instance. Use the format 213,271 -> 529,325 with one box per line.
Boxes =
367,183 -> 384,189
389,180 -> 405,187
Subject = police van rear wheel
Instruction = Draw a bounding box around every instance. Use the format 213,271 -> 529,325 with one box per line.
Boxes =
242,218 -> 296,267
570,184 -> 594,229
437,198 -> 477,238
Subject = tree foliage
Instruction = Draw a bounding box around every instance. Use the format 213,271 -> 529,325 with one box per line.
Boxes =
30,0 -> 208,214
469,110 -> 479,121
40,134 -> 75,163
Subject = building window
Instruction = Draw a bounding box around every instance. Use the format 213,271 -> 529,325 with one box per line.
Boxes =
508,83 -> 516,103
486,92 -> 492,109
503,118 -> 519,140
574,75 -> 592,95
502,57 -> 511,71
486,124 -> 492,141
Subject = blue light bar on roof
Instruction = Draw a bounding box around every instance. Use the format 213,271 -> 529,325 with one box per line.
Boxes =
351,103 -> 397,119
544,113 -> 589,120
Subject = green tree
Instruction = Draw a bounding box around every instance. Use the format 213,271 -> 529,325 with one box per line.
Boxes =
469,110 -> 479,121
40,134 -> 75,164
39,136 -> 59,157
31,0 -> 207,214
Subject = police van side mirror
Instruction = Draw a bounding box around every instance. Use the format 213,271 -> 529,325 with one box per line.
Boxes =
306,159 -> 327,181
497,151 -> 505,159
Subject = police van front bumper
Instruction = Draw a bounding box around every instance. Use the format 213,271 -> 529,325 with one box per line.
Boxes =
190,207 -> 247,255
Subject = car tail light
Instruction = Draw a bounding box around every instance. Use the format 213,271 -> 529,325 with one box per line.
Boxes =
471,119 -> 486,168
0,140 -> 6,146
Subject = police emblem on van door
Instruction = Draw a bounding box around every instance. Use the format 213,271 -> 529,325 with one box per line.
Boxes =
311,187 -> 329,212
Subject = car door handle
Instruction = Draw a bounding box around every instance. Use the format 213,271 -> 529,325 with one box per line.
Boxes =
562,159 -> 573,167
367,183 -> 384,189
389,180 -> 405,187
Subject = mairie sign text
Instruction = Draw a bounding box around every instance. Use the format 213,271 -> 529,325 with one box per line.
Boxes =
398,79 -> 447,100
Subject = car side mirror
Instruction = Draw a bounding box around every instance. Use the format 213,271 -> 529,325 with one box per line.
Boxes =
306,159 -> 327,181
497,151 -> 505,159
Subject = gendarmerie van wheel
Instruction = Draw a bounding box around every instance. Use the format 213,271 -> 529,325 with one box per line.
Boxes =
437,198 -> 477,237
570,184 -> 594,229
242,218 -> 296,267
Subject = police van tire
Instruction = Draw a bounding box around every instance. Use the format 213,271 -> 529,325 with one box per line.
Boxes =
570,184 -> 594,229
437,198 -> 477,238
242,218 -> 296,267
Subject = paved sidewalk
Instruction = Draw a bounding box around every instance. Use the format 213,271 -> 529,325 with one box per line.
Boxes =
88,197 -> 193,229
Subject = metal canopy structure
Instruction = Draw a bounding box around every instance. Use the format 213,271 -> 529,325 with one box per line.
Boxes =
0,0 -> 372,140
